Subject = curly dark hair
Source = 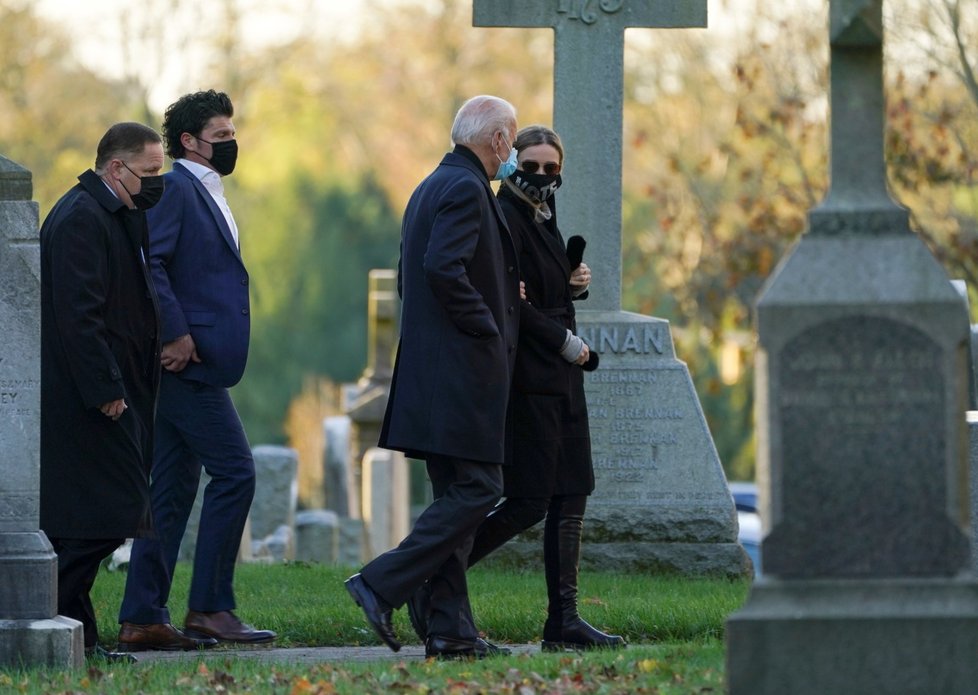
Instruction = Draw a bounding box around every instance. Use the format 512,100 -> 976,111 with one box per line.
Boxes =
161,90 -> 234,159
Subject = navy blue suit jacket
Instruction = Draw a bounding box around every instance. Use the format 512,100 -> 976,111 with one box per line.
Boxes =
379,150 -> 521,464
146,162 -> 250,388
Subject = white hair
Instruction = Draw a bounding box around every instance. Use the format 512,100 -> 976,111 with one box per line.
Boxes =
450,95 -> 517,148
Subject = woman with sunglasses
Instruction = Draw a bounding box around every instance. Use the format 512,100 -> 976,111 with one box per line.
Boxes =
472,125 -> 624,650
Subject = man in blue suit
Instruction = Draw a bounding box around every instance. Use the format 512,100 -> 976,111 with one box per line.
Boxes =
118,90 -> 275,651
345,95 -> 522,659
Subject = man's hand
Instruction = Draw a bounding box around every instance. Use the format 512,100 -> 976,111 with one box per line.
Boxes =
520,281 -> 527,301
161,333 -> 201,372
100,399 -> 127,421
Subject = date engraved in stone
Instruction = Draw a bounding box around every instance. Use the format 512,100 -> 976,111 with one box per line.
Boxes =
557,0 -> 625,25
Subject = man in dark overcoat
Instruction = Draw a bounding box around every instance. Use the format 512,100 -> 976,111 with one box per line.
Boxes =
40,122 -> 167,660
345,95 -> 522,659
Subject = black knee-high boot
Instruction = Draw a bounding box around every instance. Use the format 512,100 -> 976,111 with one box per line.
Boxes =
541,497 -> 626,651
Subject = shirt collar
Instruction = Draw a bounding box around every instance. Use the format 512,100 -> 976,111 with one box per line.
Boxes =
176,158 -> 219,183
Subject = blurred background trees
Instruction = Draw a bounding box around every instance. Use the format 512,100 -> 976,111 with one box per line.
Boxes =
1,0 -> 974,481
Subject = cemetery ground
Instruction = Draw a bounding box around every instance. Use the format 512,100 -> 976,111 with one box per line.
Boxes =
3,563 -> 747,693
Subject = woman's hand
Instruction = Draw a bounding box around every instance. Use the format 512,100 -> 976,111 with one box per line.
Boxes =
570,262 -> 591,294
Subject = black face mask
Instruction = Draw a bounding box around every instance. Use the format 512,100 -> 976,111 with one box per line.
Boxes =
507,170 -> 562,204
197,137 -> 238,176
120,162 -> 166,210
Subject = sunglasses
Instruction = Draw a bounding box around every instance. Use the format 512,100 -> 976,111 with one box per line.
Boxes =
520,160 -> 562,175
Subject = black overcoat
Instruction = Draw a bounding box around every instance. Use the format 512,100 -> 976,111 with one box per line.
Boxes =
39,170 -> 161,539
379,149 -> 521,464
498,185 -> 594,497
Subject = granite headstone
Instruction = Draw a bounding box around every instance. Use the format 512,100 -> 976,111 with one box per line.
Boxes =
360,448 -> 409,561
249,445 -> 298,561
0,155 -> 82,667
295,509 -> 340,564
323,415 -> 356,518
726,3 -> 978,692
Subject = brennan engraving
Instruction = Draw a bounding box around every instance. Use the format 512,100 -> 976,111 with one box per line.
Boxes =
579,326 -> 665,354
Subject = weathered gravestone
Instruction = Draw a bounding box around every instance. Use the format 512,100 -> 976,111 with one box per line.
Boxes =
360,448 -> 410,560
726,2 -> 978,693
0,155 -> 82,667
969,411 -> 978,576
322,415 -> 366,564
249,445 -> 298,562
323,415 -> 355,518
951,280 -> 977,409
295,509 -> 340,563
474,0 -> 747,577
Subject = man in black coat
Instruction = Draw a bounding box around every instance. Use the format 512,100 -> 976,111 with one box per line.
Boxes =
38,122 -> 196,660
345,95 -> 522,659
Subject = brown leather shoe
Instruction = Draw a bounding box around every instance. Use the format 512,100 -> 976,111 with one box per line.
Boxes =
117,622 -> 218,652
183,610 -> 276,644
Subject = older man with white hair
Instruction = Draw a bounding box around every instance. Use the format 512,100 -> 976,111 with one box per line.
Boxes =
345,95 -> 521,659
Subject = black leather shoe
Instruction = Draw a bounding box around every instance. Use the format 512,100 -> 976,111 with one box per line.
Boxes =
406,583 -> 430,642
86,645 -> 137,663
345,573 -> 401,652
425,635 -> 485,660
476,637 -> 512,656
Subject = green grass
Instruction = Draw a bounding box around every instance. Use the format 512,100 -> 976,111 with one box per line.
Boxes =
1,563 -> 749,693
2,642 -> 728,694
91,563 -> 749,647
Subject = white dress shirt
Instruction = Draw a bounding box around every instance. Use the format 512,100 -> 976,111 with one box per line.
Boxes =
176,158 -> 239,249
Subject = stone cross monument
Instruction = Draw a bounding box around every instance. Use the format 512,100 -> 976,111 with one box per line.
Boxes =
347,269 -> 400,561
474,1 -> 747,576
0,155 -> 82,667
726,1 -> 978,692
348,269 -> 399,472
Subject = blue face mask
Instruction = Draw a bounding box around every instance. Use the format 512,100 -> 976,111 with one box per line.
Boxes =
494,139 -> 518,181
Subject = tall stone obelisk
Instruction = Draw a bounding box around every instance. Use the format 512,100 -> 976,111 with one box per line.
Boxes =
726,2 -> 978,692
0,155 -> 83,667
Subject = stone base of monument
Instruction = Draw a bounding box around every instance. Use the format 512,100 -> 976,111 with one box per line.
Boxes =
726,576 -> 978,694
0,532 -> 59,617
0,616 -> 83,669
486,537 -> 748,576
483,310 -> 749,578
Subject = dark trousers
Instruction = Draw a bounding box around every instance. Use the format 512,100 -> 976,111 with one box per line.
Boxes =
119,373 -> 255,625
51,537 -> 123,649
469,494 -> 587,568
360,454 -> 502,640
